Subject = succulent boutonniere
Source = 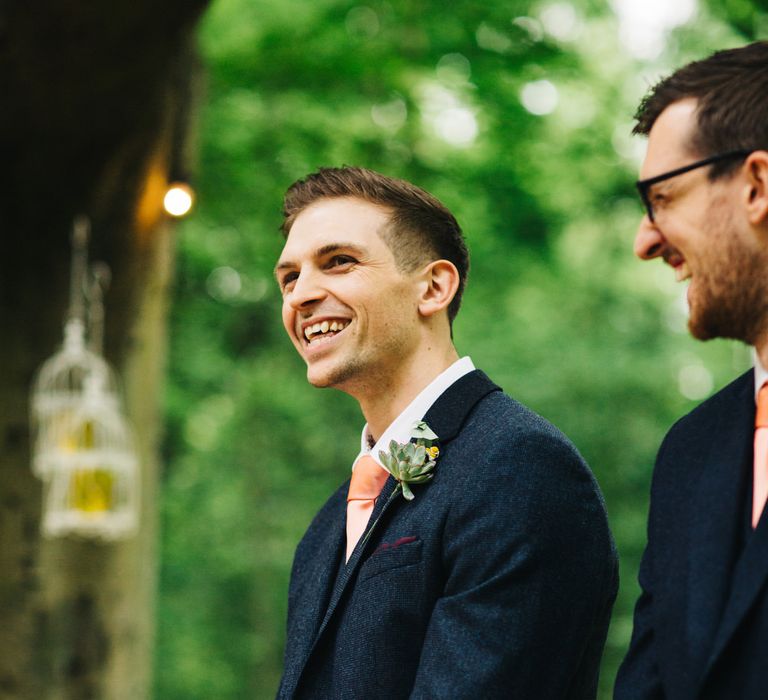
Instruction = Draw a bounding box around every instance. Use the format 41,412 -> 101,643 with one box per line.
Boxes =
355,421 -> 440,557
378,421 -> 440,501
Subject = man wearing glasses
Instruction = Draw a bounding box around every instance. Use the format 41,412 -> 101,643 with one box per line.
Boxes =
615,43 -> 768,699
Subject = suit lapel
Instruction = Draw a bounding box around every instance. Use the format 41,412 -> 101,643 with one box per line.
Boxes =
282,492 -> 346,694
684,374 -> 753,681
288,474 -> 404,695
302,508 -> 346,646
702,377 -> 768,679
704,510 -> 768,674
421,369 -> 501,444
292,370 -> 501,692
314,475 -> 401,637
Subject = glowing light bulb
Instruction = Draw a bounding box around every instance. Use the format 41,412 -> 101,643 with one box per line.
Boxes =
163,182 -> 194,217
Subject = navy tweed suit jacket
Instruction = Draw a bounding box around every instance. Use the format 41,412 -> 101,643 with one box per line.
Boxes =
616,369 -> 768,699
277,370 -> 618,699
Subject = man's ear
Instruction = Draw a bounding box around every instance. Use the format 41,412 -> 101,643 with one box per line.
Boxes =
417,260 -> 460,318
744,151 -> 768,226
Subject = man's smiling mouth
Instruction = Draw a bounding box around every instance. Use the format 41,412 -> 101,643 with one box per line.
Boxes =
674,260 -> 691,282
665,252 -> 691,282
303,319 -> 351,344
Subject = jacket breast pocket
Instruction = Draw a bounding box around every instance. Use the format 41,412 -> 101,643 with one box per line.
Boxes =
358,537 -> 423,583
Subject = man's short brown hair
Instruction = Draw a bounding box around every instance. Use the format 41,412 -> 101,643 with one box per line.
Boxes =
281,166 -> 469,325
634,41 -> 768,178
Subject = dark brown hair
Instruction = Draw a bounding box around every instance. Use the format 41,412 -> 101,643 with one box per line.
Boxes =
282,166 -> 469,324
634,41 -> 768,178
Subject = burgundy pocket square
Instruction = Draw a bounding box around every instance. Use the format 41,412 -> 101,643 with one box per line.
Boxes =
375,536 -> 418,553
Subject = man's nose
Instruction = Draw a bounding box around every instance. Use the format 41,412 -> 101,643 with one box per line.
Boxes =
287,269 -> 326,309
634,216 -> 666,260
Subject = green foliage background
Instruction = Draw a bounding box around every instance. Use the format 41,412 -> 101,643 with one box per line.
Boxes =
155,1 -> 764,697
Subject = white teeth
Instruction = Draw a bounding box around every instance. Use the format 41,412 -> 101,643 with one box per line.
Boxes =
675,262 -> 691,282
303,320 -> 349,342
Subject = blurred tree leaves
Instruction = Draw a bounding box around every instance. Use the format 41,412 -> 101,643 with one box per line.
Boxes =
155,1 -> 760,697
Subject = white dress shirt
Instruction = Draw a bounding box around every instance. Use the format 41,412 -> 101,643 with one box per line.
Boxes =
353,356 -> 475,474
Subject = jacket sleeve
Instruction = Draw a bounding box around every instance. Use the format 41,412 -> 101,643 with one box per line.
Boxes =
409,430 -> 618,699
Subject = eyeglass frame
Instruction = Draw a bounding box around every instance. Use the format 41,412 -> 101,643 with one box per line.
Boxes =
635,149 -> 753,222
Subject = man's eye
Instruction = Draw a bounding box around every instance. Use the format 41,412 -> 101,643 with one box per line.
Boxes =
281,272 -> 298,290
329,255 -> 356,268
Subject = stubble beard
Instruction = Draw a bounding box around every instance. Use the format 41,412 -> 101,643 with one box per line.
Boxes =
306,355 -> 366,390
305,331 -> 416,402
688,204 -> 768,345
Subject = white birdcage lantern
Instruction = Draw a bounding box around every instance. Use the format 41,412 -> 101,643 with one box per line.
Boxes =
41,373 -> 139,540
29,216 -> 141,541
30,318 -> 119,479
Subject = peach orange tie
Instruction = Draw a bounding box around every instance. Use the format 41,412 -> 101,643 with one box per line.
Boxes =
752,383 -> 768,528
346,455 -> 389,562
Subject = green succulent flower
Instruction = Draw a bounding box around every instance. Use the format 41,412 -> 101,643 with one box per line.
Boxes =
378,422 -> 439,501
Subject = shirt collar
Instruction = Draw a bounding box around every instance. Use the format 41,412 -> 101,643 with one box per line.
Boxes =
755,348 -> 768,401
356,356 -> 475,470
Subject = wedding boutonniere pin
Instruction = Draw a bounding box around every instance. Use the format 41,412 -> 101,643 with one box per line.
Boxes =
379,421 -> 440,501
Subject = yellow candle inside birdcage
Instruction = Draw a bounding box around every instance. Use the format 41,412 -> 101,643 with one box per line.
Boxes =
66,420 -> 114,513
67,468 -> 115,513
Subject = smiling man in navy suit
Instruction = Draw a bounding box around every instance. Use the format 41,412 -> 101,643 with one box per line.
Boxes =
615,43 -> 768,700
274,166 -> 617,699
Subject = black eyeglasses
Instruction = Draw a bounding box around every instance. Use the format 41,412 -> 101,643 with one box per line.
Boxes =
635,149 -> 752,222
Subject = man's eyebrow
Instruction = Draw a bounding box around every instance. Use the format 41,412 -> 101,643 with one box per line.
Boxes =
274,242 -> 366,277
316,242 -> 366,257
274,260 -> 296,277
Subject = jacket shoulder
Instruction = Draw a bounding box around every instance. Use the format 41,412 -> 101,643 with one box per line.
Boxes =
440,388 -> 610,530
649,369 -> 754,496
453,388 -> 589,476
667,368 -> 754,436
436,387 -> 617,593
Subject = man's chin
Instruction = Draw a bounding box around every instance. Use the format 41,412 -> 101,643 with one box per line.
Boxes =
687,316 -> 716,341
305,367 -> 333,388
305,359 -> 363,393
687,292 -> 724,341
305,362 -> 345,389
688,307 -> 753,344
